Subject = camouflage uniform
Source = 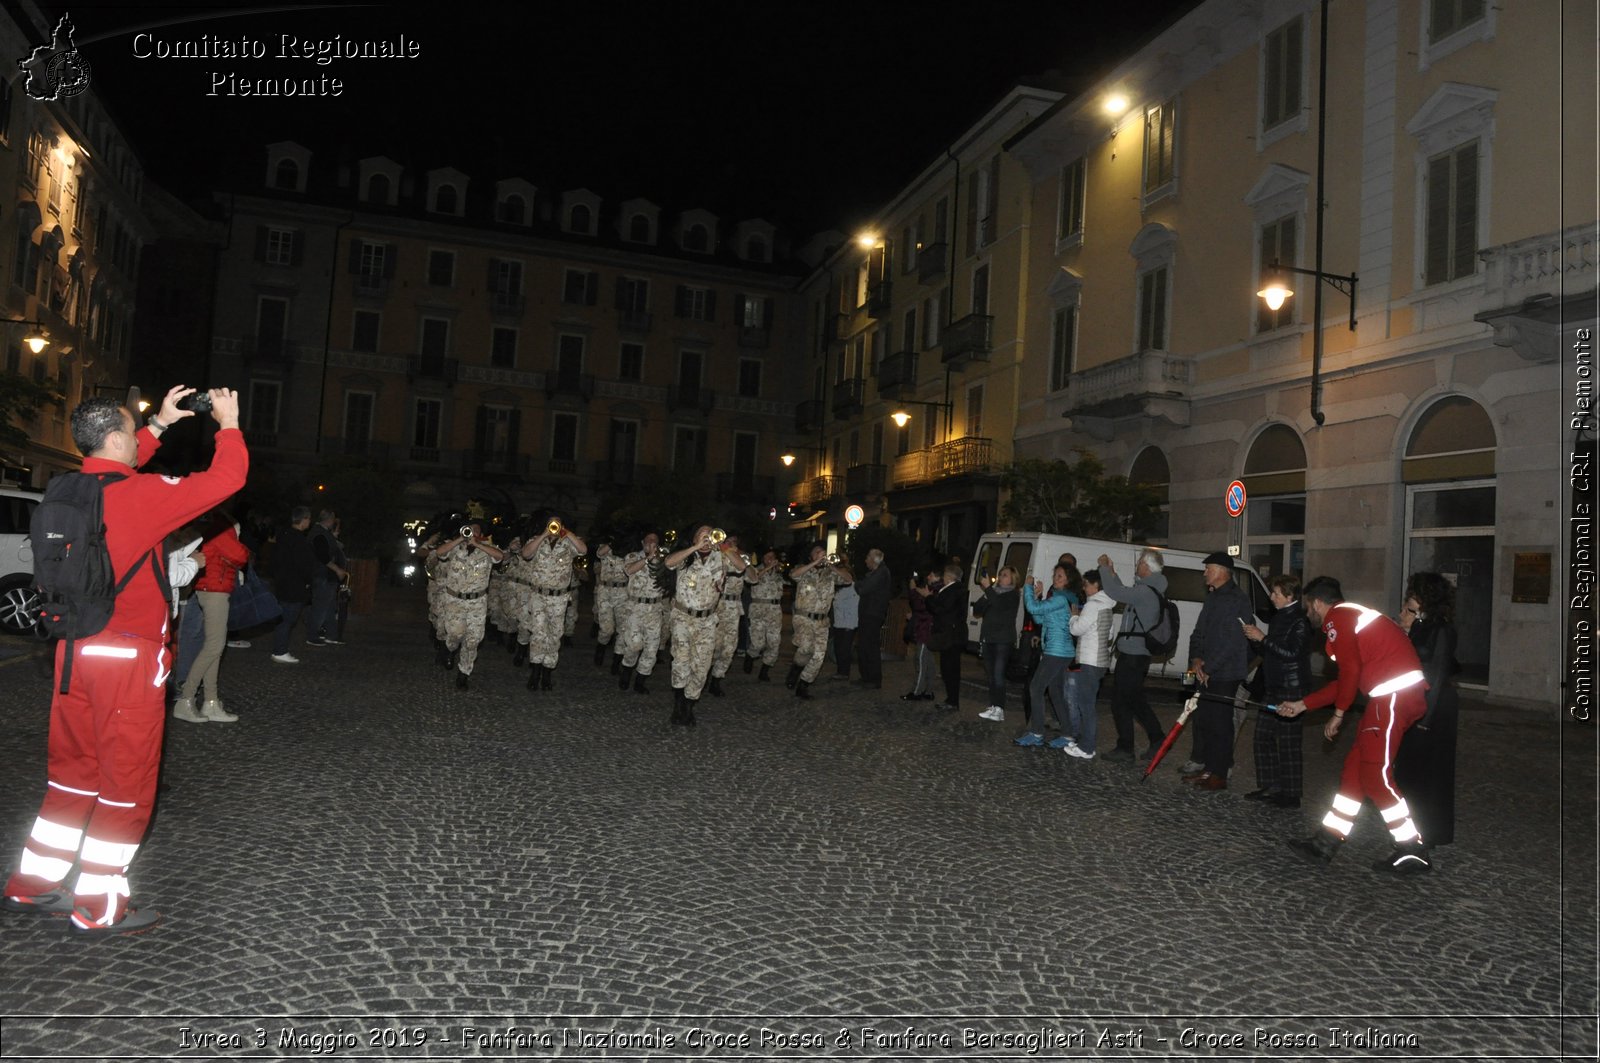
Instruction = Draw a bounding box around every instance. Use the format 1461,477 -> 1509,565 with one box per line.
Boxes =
502,552 -> 533,652
792,564 -> 844,683
747,566 -> 787,667
669,548 -> 731,700
563,562 -> 583,638
487,552 -> 512,636
710,558 -> 756,680
593,552 -> 629,649
619,551 -> 665,675
520,537 -> 578,668
425,547 -> 447,639
440,544 -> 496,675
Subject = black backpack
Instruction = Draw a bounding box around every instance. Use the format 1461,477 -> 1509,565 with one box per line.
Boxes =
30,471 -> 156,692
1132,588 -> 1181,657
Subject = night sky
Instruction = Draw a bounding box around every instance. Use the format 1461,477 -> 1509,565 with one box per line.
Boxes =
37,1 -> 1198,238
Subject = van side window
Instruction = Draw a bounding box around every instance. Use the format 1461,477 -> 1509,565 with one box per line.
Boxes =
1004,544 -> 1032,581
1242,572 -> 1277,620
1162,567 -> 1206,603
975,542 -> 1002,582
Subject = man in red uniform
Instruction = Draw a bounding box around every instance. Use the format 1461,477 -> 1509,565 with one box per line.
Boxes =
2,387 -> 248,934
1277,575 -> 1431,874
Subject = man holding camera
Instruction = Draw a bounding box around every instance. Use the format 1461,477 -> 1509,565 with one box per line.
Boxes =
4,387 -> 247,935
434,519 -> 504,689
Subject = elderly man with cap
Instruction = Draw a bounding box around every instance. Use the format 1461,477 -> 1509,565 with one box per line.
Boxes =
1181,550 -> 1257,790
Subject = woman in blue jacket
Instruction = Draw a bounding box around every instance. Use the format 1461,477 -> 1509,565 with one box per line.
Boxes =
1017,564 -> 1079,748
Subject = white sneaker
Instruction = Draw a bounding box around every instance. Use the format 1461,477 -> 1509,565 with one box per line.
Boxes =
201,700 -> 238,723
978,706 -> 1005,721
1065,744 -> 1096,760
271,653 -> 300,664
172,698 -> 206,724
226,639 -> 251,649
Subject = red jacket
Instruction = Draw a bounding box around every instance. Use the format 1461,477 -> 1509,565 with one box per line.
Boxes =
86,426 -> 249,642
1303,602 -> 1427,712
194,523 -> 251,594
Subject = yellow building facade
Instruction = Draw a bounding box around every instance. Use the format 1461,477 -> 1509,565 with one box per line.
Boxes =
1008,0 -> 1594,705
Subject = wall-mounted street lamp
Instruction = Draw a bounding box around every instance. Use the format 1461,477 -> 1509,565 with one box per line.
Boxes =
1,319 -> 49,354
889,398 -> 954,433
779,445 -> 826,468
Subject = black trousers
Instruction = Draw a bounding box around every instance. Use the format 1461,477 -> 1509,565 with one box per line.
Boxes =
938,646 -> 963,707
1110,653 -> 1165,751
1194,678 -> 1242,775
856,614 -> 885,684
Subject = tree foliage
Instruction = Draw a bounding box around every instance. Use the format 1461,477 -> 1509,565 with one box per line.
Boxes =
999,451 -> 1163,541
0,371 -> 62,451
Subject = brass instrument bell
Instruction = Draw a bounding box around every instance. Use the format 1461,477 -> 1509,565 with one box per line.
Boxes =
547,518 -> 564,536
827,552 -> 842,565
459,525 -> 473,539
707,528 -> 727,545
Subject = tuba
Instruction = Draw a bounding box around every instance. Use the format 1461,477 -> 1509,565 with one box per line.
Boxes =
547,518 -> 564,537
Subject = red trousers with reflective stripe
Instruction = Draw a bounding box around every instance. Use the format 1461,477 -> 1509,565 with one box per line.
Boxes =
4,633 -> 168,923
1338,686 -> 1426,813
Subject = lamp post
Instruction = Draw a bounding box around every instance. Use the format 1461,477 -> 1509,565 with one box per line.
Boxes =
0,319 -> 49,355
889,398 -> 954,435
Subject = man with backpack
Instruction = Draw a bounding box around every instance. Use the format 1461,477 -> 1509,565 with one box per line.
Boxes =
1097,548 -> 1171,763
2,387 -> 248,936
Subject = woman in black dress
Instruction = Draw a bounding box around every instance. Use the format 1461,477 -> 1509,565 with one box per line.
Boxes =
1395,571 -> 1460,847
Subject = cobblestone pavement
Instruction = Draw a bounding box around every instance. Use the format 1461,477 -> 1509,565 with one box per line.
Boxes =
0,588 -> 1593,1060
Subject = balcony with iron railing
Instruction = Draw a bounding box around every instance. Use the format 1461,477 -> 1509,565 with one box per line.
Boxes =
832,377 -> 865,420
794,474 -> 842,508
544,369 -> 595,401
668,384 -> 716,414
546,457 -> 581,477
489,289 -> 526,314
891,436 -> 993,487
715,471 -> 777,503
407,354 -> 460,385
875,350 -> 919,400
845,462 -> 887,496
618,308 -> 653,334
940,313 -> 993,369
795,398 -> 824,433
405,445 -> 443,465
737,323 -> 771,348
354,272 -> 390,296
823,311 -> 849,343
917,241 -> 948,282
866,280 -> 893,318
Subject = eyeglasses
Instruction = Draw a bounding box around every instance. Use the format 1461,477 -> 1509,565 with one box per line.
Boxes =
1401,606 -> 1419,615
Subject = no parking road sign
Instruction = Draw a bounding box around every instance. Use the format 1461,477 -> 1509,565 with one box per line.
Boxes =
1225,479 -> 1248,518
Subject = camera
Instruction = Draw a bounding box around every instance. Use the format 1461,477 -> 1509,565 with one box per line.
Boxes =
177,390 -> 213,414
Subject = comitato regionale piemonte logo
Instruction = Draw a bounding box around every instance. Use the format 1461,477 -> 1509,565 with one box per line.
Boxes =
18,14 -> 92,101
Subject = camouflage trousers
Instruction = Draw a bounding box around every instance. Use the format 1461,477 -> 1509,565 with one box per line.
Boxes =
747,602 -> 783,667
564,593 -> 578,636
670,610 -> 717,700
427,582 -> 445,635
519,591 -> 569,668
792,614 -> 831,683
441,598 -> 487,675
620,599 -> 664,675
709,598 -> 743,679
595,589 -> 626,646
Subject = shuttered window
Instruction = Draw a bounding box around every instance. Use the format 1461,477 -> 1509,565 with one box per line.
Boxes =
1262,17 -> 1303,131
1143,100 -> 1177,194
1424,140 -> 1478,286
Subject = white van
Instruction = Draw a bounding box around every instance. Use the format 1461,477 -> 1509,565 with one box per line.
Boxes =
967,532 -> 1277,678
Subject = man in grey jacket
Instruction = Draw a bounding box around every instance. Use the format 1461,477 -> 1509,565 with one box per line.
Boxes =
1097,548 -> 1169,762
1182,552 -> 1256,790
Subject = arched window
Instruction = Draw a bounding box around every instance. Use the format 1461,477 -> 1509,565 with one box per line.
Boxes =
1242,423 -> 1307,579
274,158 -> 298,190
1129,445 -> 1170,543
569,204 -> 592,234
684,224 -> 708,252
628,213 -> 651,242
1403,395 -> 1496,481
366,173 -> 390,204
434,184 -> 457,214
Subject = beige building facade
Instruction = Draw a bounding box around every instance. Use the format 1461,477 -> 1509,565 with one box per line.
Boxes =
1007,0 -> 1593,705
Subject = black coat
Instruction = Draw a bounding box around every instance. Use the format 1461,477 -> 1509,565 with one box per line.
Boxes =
928,584 -> 967,651
1259,599 -> 1314,700
271,526 -> 319,605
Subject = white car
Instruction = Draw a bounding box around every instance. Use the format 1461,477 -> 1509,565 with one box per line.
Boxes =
0,486 -> 42,637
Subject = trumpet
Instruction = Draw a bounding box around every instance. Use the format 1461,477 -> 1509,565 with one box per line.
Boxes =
546,518 -> 564,537
459,525 -> 474,540
707,528 -> 727,545
826,552 -> 842,565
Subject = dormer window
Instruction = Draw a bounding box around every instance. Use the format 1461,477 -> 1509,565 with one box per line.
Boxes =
274,158 -> 298,191
569,203 -> 593,234
365,173 -> 390,205
498,194 -> 526,224
744,235 -> 768,262
433,184 -> 458,214
628,214 -> 652,243
683,224 -> 709,252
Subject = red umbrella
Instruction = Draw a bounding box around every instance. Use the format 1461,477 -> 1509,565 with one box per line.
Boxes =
1141,694 -> 1200,781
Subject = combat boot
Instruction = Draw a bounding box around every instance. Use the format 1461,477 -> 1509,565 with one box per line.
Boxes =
610,652 -> 622,675
593,642 -> 606,667
1286,830 -> 1342,866
455,671 -> 469,690
785,664 -> 801,689
541,664 -> 553,690
794,679 -> 813,701
758,664 -> 771,682
434,640 -> 449,667
683,697 -> 698,728
708,676 -> 725,697
632,671 -> 650,695
1372,841 -> 1432,875
743,655 -> 754,674
527,663 -> 542,691
445,647 -> 459,672
512,642 -> 528,667
670,688 -> 687,726
618,663 -> 633,690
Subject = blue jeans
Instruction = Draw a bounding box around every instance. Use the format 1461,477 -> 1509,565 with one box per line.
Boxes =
1027,655 -> 1072,735
983,640 -> 1012,709
304,579 -> 337,642
1067,663 -> 1105,754
172,598 -> 205,688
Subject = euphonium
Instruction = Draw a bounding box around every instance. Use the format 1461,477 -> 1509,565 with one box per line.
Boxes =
547,518 -> 564,537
